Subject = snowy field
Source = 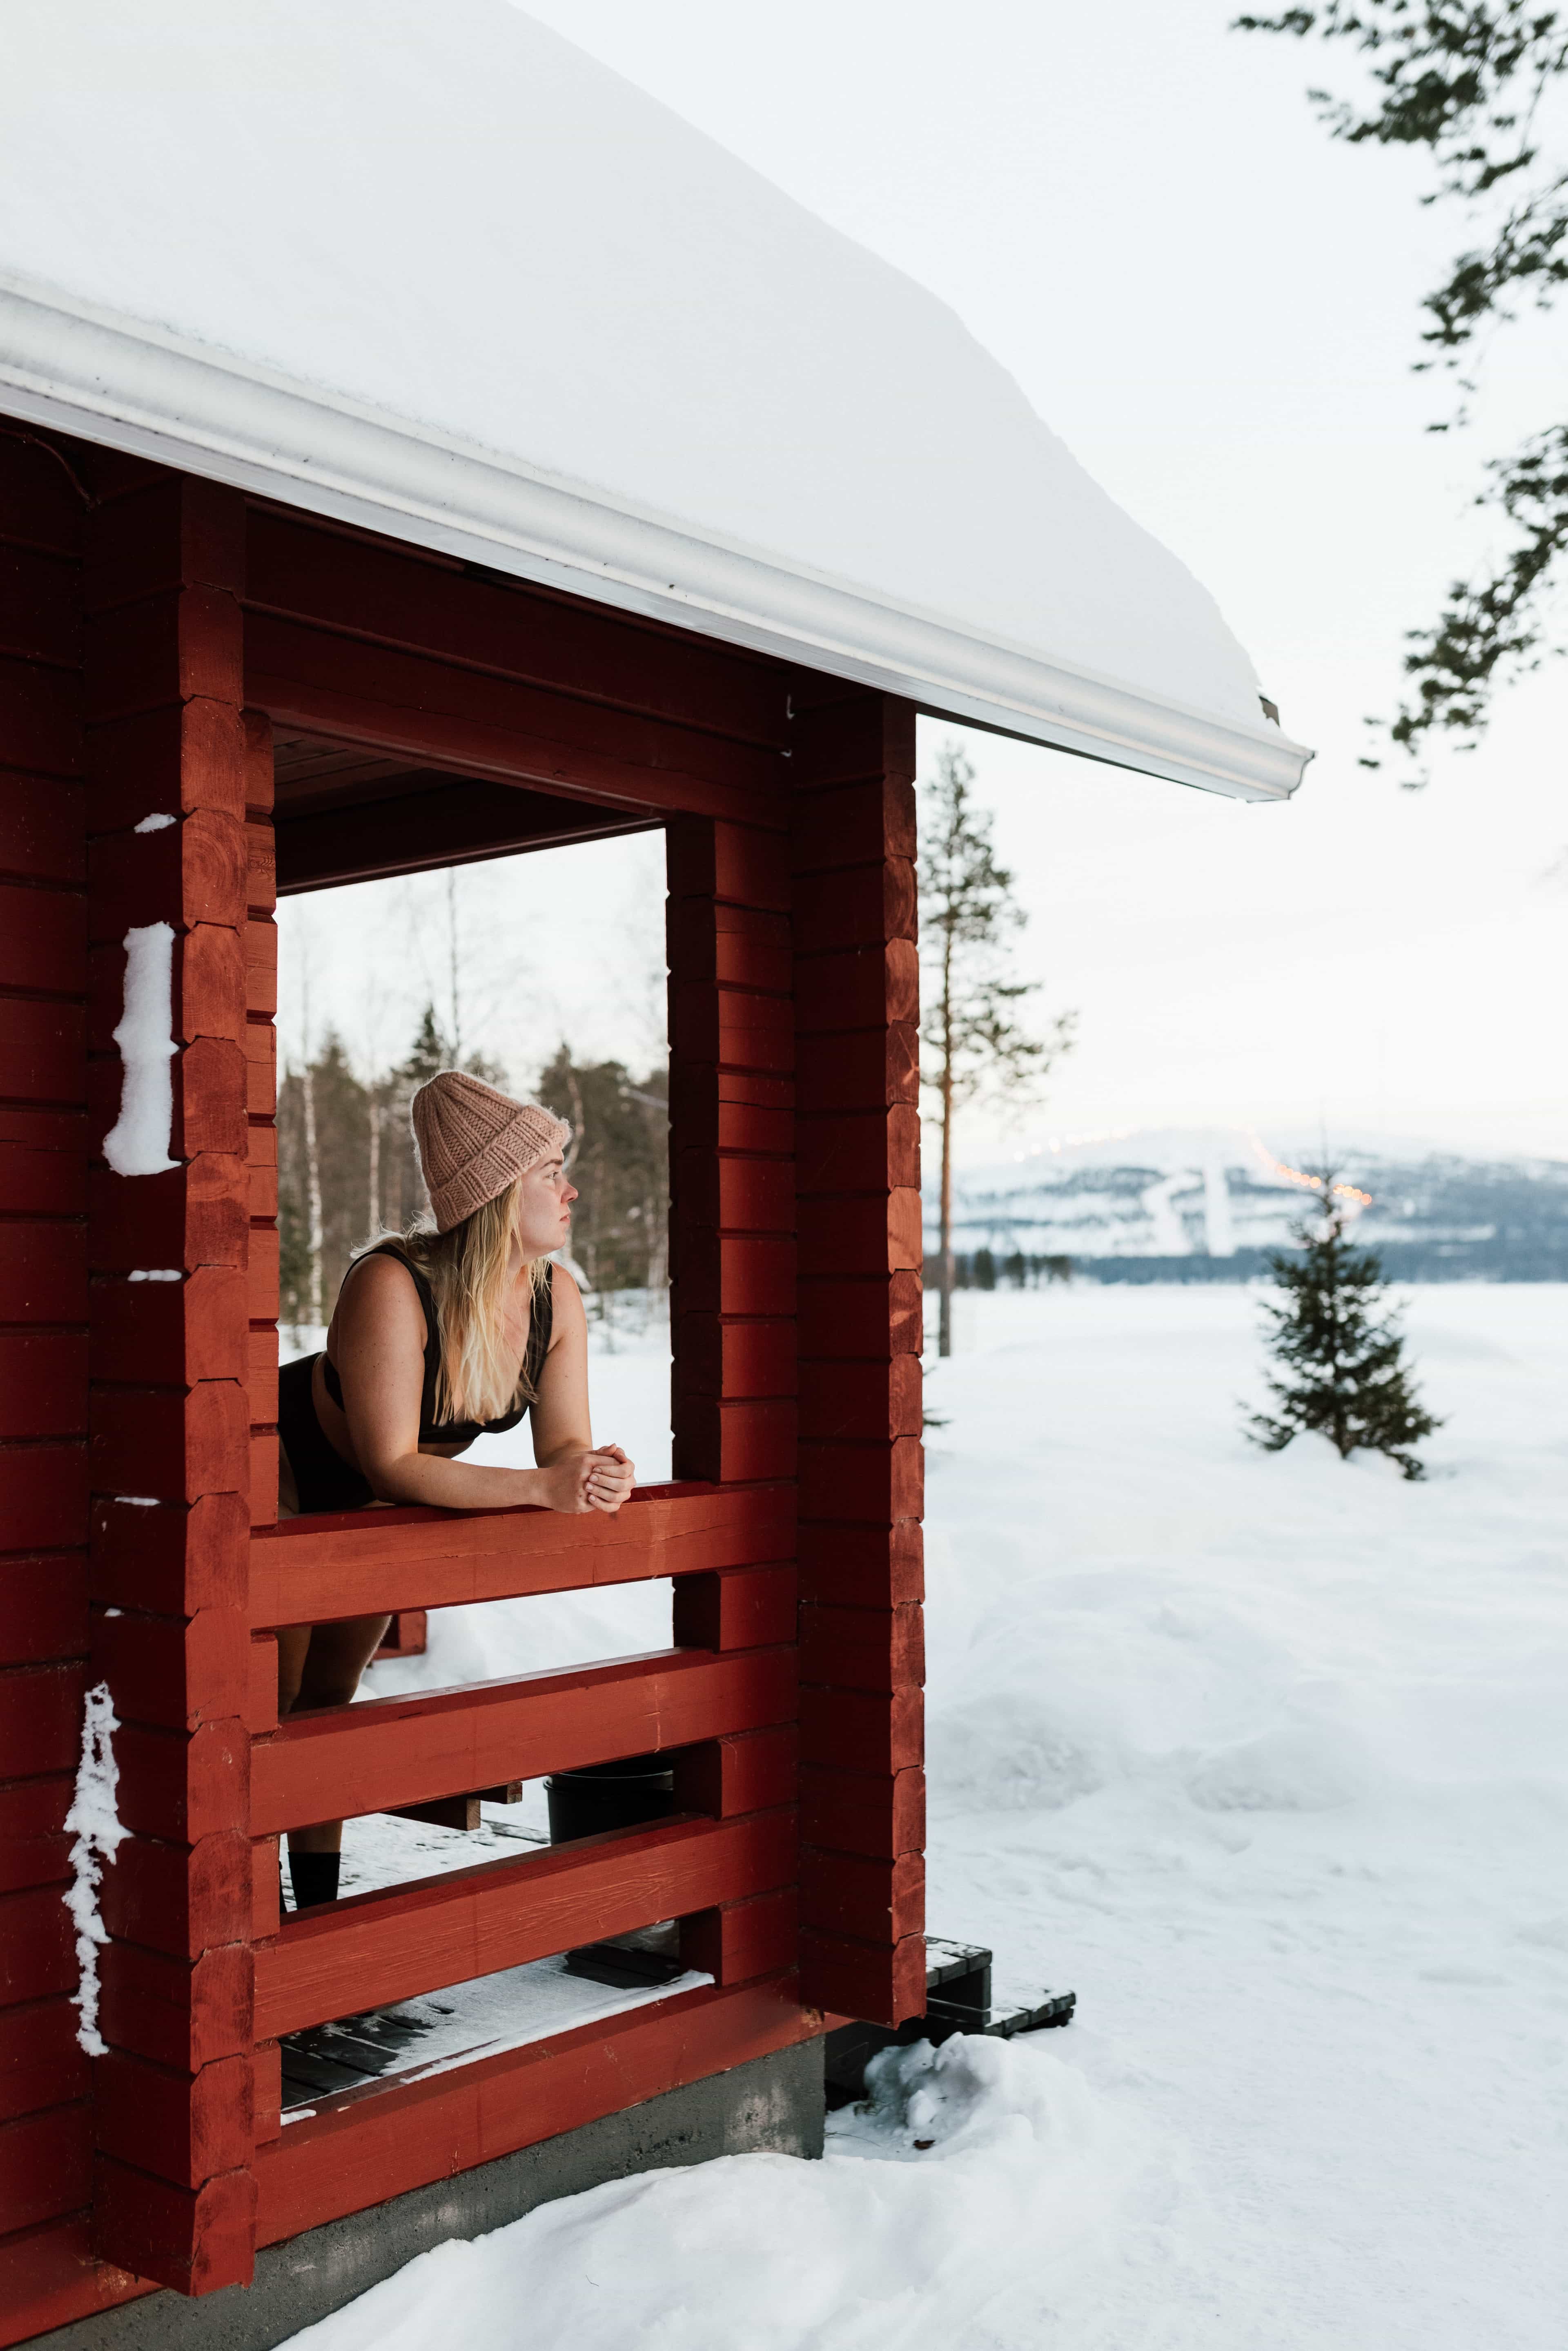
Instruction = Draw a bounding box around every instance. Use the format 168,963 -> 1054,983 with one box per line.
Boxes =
293,1283 -> 1568,2348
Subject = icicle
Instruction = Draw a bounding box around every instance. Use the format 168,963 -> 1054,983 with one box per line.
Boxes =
62,1682 -> 129,2057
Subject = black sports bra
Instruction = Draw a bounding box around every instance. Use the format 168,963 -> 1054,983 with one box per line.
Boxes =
321,1243 -> 554,1444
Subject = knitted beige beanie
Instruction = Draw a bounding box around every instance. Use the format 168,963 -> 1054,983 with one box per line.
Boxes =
410,1072 -> 571,1233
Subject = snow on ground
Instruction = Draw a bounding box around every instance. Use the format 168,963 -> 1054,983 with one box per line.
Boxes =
292,1283 -> 1568,2347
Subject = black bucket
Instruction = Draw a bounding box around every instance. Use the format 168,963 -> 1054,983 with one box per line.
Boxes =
545,1754 -> 675,1843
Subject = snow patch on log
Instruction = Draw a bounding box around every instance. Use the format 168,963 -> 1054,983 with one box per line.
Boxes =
102,921 -> 179,1177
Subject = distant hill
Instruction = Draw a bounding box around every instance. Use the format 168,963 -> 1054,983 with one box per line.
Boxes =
932,1128 -> 1568,1282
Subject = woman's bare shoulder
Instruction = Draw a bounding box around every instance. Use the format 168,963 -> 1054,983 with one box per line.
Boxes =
338,1248 -> 425,1328
545,1260 -> 585,1344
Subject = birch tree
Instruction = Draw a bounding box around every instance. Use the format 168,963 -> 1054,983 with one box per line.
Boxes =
918,743 -> 1074,1357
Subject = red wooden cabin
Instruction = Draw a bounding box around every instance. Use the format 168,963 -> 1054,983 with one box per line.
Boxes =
0,12 -> 1307,2347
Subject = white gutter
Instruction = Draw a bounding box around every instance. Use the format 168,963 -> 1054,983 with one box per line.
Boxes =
0,272 -> 1310,802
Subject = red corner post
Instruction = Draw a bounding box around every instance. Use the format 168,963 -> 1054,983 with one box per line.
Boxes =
791,688 -> 926,2028
84,470 -> 257,2292
666,800 -> 803,1988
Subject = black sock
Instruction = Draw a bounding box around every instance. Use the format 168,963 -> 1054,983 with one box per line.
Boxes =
288,1850 -> 341,1909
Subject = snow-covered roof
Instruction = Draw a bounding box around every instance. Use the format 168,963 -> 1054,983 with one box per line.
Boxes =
0,0 -> 1309,800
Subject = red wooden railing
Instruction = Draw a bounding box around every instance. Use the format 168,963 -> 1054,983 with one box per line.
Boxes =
241,1480 -> 814,2242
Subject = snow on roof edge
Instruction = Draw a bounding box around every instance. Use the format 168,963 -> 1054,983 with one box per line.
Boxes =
0,271 -> 1310,802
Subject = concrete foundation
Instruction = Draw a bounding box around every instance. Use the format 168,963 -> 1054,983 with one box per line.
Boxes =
41,2037 -> 825,2351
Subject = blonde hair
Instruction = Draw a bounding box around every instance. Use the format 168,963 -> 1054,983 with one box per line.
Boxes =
390,1180 -> 550,1424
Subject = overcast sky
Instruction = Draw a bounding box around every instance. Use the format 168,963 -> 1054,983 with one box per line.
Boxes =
283,0 -> 1568,1165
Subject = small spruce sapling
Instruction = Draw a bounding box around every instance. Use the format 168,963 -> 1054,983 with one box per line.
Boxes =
1247,1182 -> 1440,1480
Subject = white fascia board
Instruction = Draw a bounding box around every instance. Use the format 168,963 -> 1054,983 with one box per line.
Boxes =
0,273 -> 1311,802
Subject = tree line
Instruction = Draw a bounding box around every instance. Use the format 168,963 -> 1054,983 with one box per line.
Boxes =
276,1006 -> 668,1329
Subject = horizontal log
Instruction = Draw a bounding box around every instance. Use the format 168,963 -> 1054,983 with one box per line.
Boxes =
797,1269 -> 923,1362
88,1379 -> 249,1505
0,2214 -> 151,2350
672,1397 -> 796,1486
800,1927 -> 926,2030
665,898 -> 791,990
99,1830 -> 253,1963
87,809 -> 246,940
801,1846 -> 924,1945
98,1939 -> 253,2072
244,616 -> 783,826
681,1885 -> 795,1985
797,1356 -> 922,1445
254,1973 -> 818,2249
0,653 -> 80,781
0,544 -> 77,670
89,1268 -> 246,1389
0,1557 -> 87,1675
796,1104 -> 921,1195
0,1331 -> 87,1441
87,1153 -> 248,1275
249,1432 -> 278,1531
110,1718 -> 249,1844
91,2152 -> 255,2296
0,1995 -> 85,2123
0,1883 -> 76,2007
250,1838 -> 280,1943
0,2104 -> 90,2237
799,945 -> 921,1039
241,709 -> 272,818
791,775 -> 917,871
0,432 -> 85,554
798,1436 -> 923,1526
799,1683 -> 922,1776
83,585 -> 242,726
255,1807 -> 795,2037
83,698 -> 246,834
0,1772 -> 73,1896
0,882 -> 86,995
0,1221 -> 87,1323
789,693 -> 915,791
94,2048 -> 252,2188
247,1480 -> 791,1629
251,1645 -> 797,1836
671,1313 -> 795,1402
93,1607 -> 248,1733
795,1025 -> 918,1116
0,997 -> 83,1106
247,1224 -> 280,1323
799,1523 -> 921,1617
672,1564 -> 797,1653
672,1723 -> 796,1819
790,858 -> 915,957
0,1442 -> 87,1554
0,775 -> 85,887
245,508 -> 788,750
666,816 -> 791,910
800,1763 -> 925,1860
799,1603 -> 924,1694
797,1190 -> 922,1279
245,818 -> 274,916
91,1491 -> 248,1618
0,1110 -> 87,1217
669,1235 -> 794,1320
671,1147 -> 795,1235
0,1662 -> 84,1781
244,919 -> 276,1017
82,477 -> 245,615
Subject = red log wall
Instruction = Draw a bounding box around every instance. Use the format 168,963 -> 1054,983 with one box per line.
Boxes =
0,429 -> 925,2341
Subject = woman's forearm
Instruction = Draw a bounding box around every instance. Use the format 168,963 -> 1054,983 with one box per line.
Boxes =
364,1452 -> 561,1511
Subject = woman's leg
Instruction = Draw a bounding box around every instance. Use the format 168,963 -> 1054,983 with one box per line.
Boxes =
283,1615 -> 393,1895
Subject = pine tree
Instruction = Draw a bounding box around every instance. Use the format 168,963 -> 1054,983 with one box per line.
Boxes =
1247,1185 -> 1440,1480
919,742 -> 1074,1357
